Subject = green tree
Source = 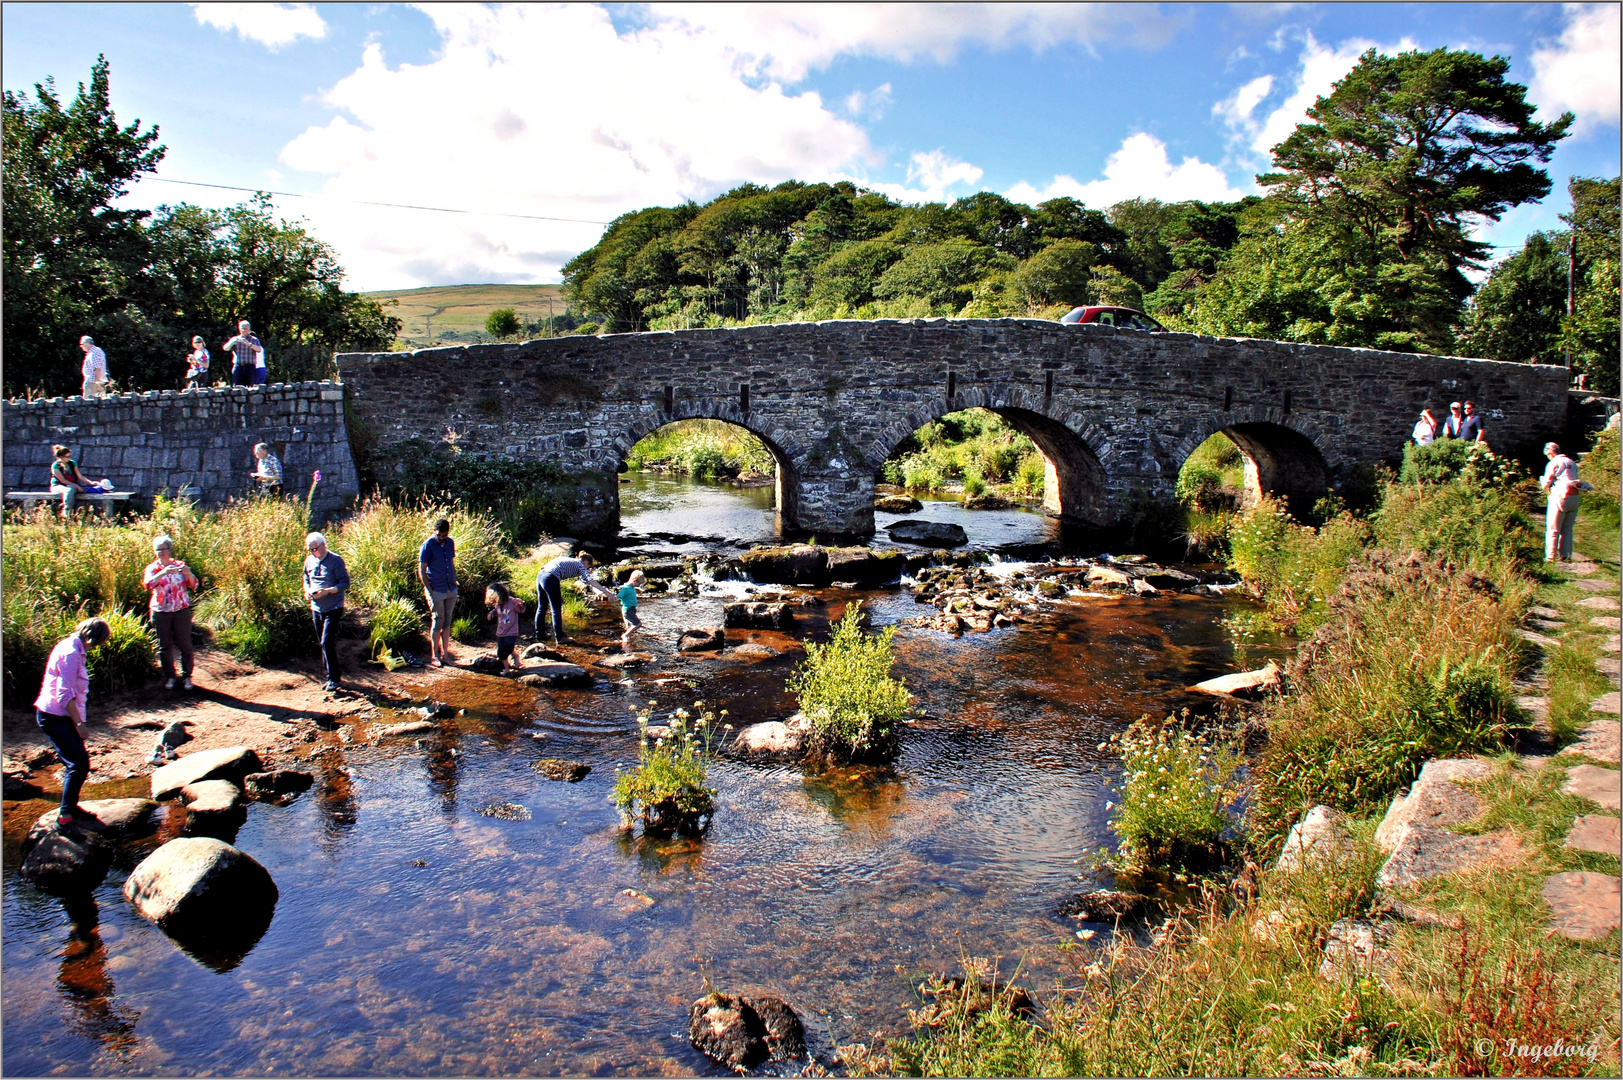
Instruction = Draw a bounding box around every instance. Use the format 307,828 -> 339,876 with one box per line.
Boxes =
1463,231 -> 1569,363
1558,176 -> 1620,395
872,238 -> 1008,311
485,307 -> 521,338
1007,239 -> 1099,311
1246,47 -> 1572,352
3,55 -> 164,394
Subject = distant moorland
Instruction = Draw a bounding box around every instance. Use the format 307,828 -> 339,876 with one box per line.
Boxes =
364,283 -> 568,348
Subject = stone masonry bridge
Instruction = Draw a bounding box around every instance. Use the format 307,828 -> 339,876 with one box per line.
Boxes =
338,318 -> 1572,538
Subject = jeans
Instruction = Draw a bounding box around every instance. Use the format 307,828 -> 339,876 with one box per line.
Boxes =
312,606 -> 343,683
153,607 -> 195,677
232,364 -> 256,387
37,709 -> 89,814
535,575 -> 566,640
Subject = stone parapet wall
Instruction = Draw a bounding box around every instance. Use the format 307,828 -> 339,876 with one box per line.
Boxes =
2,382 -> 359,517
338,319 -> 1572,536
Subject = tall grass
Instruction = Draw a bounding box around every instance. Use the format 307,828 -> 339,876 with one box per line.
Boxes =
1246,552 -> 1524,844
880,409 -> 1045,500
336,497 -> 507,614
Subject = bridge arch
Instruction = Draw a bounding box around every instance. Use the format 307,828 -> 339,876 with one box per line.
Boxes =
1173,412 -> 1332,513
610,406 -> 804,528
868,384 -> 1112,526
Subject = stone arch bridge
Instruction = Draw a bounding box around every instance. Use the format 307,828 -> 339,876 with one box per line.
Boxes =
338,318 -> 1570,537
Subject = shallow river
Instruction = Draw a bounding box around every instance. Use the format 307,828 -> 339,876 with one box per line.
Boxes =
3,475 -> 1274,1076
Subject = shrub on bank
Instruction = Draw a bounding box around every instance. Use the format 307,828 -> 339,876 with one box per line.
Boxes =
185,497 -> 315,664
1226,498 -> 1372,634
789,603 -> 911,761
1109,717 -> 1239,868
368,598 -> 425,655
1,593 -> 156,697
1245,552 -> 1523,844
613,701 -> 718,835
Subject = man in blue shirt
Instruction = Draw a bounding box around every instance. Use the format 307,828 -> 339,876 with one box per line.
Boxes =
302,532 -> 350,691
418,517 -> 457,668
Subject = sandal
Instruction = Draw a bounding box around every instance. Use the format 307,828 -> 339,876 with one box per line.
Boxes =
428,657 -> 443,668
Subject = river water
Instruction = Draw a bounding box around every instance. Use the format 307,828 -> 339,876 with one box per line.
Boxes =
2,475 -> 1273,1076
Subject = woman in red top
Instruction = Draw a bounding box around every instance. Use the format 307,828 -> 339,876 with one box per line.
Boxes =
142,534 -> 199,691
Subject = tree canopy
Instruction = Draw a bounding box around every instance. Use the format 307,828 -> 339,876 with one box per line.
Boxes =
2,57 -> 400,396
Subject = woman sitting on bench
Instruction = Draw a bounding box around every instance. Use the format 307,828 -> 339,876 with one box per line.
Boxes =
49,445 -> 106,515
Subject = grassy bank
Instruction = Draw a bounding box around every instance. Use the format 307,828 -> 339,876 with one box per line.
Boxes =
881,409 -> 1046,502
856,432 -> 1621,1076
625,419 -> 776,481
1,494 -> 580,692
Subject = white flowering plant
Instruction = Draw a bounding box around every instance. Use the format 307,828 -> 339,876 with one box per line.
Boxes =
612,699 -> 720,835
1107,715 -> 1239,868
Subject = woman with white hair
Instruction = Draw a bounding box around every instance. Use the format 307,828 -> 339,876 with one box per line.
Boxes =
1540,442 -> 1587,562
143,534 -> 199,693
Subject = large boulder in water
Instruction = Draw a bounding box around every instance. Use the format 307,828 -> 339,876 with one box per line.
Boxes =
824,547 -> 905,586
19,798 -> 159,893
723,601 -> 794,630
688,992 -> 806,1068
730,714 -> 811,760
885,519 -> 968,548
738,545 -> 826,585
150,746 -> 263,799
123,837 -> 279,944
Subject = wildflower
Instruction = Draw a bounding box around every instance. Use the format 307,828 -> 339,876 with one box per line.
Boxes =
313,470 -> 322,483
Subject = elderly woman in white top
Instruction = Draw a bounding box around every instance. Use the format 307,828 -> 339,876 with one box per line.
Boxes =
1411,409 -> 1439,446
1539,442 -> 1586,562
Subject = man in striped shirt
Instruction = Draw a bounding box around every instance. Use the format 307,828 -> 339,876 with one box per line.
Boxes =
79,335 -> 108,398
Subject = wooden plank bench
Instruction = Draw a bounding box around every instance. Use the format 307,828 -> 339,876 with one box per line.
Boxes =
4,490 -> 136,515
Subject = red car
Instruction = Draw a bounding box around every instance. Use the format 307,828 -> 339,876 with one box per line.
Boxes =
1058,305 -> 1166,331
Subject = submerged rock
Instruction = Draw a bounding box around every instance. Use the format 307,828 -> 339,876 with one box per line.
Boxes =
596,652 -> 654,670
1084,565 -> 1132,589
518,661 -> 592,685
374,719 -> 437,740
1055,889 -> 1155,923
723,601 -> 794,630
688,992 -> 806,1068
532,759 -> 591,782
150,746 -> 263,800
243,769 -> 314,799
886,519 -> 968,547
479,802 -> 532,820
123,837 -> 279,942
678,628 -> 726,652
874,494 -> 923,514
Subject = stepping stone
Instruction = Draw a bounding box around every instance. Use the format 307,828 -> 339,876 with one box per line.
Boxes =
1555,561 -> 1601,576
1577,596 -> 1622,612
1593,692 -> 1622,716
1564,814 -> 1620,855
1530,604 -> 1565,620
1376,827 -> 1522,889
1604,636 -> 1621,654
150,747 -> 262,800
1590,616 -> 1621,631
1517,628 -> 1561,650
1527,618 -> 1566,633
1572,578 -> 1618,594
1375,758 -> 1492,853
1515,695 -> 1549,720
1563,764 -> 1622,810
1540,872 -> 1620,940
1597,657 -> 1620,688
1560,720 -> 1621,765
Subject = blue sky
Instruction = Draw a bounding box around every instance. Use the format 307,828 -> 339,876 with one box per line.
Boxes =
4,3 -> 1617,290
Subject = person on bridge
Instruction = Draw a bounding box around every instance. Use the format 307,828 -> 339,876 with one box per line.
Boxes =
534,551 -> 614,645
1411,409 -> 1439,446
1459,401 -> 1487,444
1441,402 -> 1466,439
79,336 -> 108,398
184,336 -> 211,390
419,517 -> 457,668
1540,442 -> 1588,563
222,320 -> 264,387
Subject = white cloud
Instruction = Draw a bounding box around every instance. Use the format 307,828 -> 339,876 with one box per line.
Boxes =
843,82 -> 893,119
1212,74 -> 1273,129
1006,132 -> 1246,207
645,3 -> 1186,82
1529,3 -> 1620,133
191,3 -> 327,49
277,5 -> 878,288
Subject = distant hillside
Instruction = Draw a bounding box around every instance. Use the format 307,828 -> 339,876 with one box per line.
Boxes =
364,283 -> 569,347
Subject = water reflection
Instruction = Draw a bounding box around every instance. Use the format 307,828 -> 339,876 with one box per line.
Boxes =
54,896 -> 139,1051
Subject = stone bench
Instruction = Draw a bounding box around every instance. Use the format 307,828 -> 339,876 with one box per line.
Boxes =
5,490 -> 135,514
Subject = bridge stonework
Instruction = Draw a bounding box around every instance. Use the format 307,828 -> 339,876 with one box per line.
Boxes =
338,318 -> 1569,537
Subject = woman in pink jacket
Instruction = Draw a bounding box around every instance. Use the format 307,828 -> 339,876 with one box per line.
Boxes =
33,618 -> 111,826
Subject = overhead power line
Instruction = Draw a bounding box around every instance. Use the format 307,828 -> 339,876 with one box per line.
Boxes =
141,177 -> 612,225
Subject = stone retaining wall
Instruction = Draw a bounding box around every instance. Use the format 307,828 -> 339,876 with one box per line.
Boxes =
1,382 -> 358,518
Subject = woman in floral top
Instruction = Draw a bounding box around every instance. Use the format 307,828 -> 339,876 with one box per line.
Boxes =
143,534 -> 199,690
